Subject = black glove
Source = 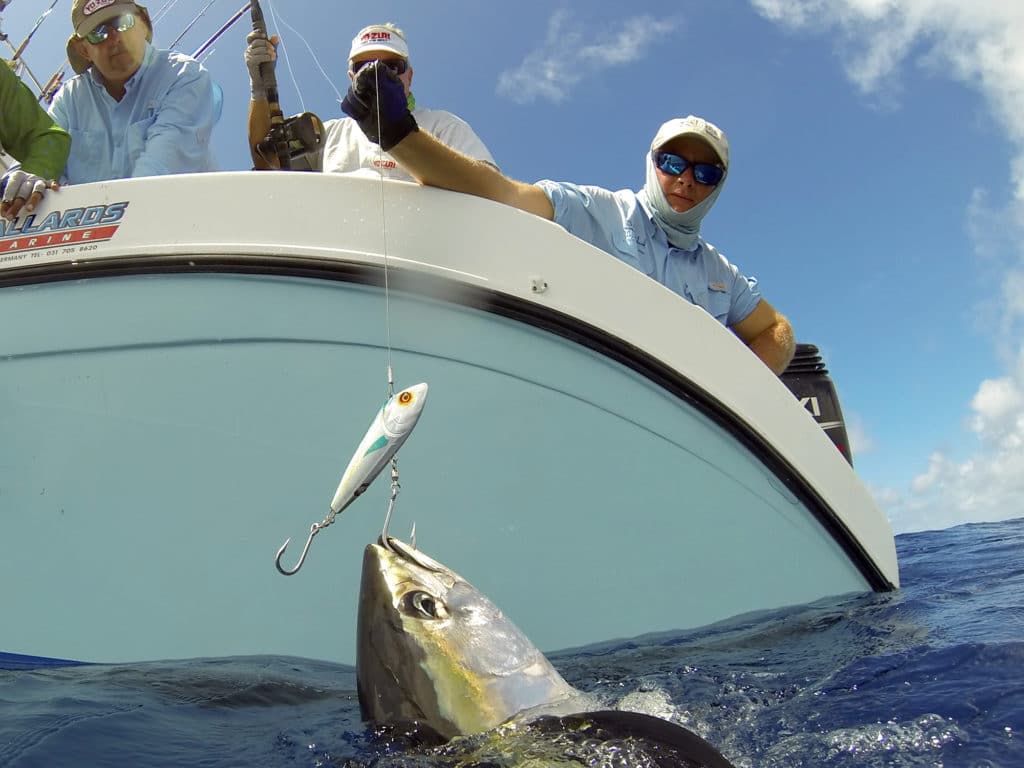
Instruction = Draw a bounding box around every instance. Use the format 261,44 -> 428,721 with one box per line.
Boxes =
341,61 -> 418,151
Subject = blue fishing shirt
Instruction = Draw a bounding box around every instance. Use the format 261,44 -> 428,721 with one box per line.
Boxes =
536,180 -> 762,327
49,43 -> 217,183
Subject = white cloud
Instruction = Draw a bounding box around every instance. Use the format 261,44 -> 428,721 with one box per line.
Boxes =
750,0 -> 1024,195
880,442 -> 1024,533
845,413 -> 876,456
876,351 -> 1024,532
970,375 -> 1024,444
751,0 -> 1024,532
496,11 -> 676,105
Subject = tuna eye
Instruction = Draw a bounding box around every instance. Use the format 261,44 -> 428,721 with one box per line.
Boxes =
402,590 -> 443,619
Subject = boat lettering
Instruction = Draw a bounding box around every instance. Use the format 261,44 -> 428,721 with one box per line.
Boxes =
0,202 -> 128,237
0,202 -> 129,258
798,396 -> 821,417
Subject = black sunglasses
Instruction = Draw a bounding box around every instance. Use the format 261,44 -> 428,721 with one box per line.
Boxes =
653,151 -> 724,186
352,58 -> 408,76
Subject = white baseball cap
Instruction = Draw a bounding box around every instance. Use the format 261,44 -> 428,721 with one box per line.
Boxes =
348,24 -> 409,62
651,115 -> 729,169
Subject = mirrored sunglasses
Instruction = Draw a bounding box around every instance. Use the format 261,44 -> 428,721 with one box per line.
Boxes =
352,58 -> 408,76
83,13 -> 136,45
653,151 -> 724,186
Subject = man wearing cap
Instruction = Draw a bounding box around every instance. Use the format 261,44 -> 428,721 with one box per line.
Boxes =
246,22 -> 495,177
339,71 -> 794,373
49,0 -> 217,183
0,62 -> 71,220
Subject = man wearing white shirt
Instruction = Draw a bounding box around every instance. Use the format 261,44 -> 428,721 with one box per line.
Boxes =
246,22 -> 496,178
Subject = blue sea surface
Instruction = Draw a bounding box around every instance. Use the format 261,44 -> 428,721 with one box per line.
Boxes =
2,517 -> 1022,767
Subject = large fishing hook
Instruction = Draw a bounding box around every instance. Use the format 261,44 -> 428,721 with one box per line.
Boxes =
276,455 -> 405,571
275,510 -> 337,575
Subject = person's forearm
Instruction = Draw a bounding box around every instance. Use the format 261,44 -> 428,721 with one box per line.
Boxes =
248,98 -> 276,169
389,131 -> 504,195
18,127 -> 70,181
388,132 -> 553,218
748,318 -> 796,375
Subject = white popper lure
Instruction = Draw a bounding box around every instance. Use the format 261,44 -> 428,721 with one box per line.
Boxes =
329,382 -> 429,513
275,383 -> 429,575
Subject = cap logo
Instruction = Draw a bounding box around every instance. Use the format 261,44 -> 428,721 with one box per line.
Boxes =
691,118 -> 721,142
83,0 -> 117,16
361,31 -> 393,43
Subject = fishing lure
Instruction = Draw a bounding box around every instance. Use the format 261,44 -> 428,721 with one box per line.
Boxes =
275,382 -> 428,575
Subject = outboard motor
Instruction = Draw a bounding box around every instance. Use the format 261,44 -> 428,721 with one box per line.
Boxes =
781,344 -> 853,465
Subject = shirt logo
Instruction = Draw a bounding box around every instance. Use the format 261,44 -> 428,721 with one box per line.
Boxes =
83,0 -> 118,17
709,281 -> 728,292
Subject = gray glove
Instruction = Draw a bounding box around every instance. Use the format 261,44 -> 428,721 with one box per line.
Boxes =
1,169 -> 48,206
245,31 -> 276,99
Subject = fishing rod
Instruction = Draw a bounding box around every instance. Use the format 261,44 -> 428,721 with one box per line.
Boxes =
2,0 -> 59,93
248,0 -> 323,169
192,0 -> 249,59
169,0 -> 218,50
9,0 -> 57,60
250,0 -> 289,169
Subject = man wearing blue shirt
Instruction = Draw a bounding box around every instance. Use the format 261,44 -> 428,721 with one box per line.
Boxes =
50,0 -> 217,183
341,66 -> 795,374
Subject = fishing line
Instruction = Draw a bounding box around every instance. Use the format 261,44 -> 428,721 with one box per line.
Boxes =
276,14 -> 342,103
261,0 -> 307,111
151,0 -> 185,25
254,0 -> 346,107
168,0 -> 219,51
372,65 -> 396,397
253,1 -> 393,387
253,0 -> 394,394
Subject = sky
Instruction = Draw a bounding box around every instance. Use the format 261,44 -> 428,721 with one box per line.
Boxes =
3,0 -> 1022,534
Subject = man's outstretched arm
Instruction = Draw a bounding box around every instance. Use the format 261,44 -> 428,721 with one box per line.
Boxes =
390,131 -> 553,219
343,61 -> 553,219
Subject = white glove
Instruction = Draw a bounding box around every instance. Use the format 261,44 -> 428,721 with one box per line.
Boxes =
1,169 -> 48,205
245,31 -> 277,99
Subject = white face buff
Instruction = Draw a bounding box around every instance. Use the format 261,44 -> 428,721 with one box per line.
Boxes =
642,149 -> 726,251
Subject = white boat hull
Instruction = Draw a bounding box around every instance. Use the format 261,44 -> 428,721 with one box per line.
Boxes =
0,173 -> 897,664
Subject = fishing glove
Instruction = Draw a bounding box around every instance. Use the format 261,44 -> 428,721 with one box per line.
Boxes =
341,61 -> 418,151
1,169 -> 49,209
245,31 -> 276,99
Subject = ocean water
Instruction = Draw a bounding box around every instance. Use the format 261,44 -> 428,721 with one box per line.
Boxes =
2,517 -> 1022,767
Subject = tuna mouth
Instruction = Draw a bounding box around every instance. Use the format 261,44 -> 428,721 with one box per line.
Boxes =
378,535 -> 446,574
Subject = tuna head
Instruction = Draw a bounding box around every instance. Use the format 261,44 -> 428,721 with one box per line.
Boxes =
356,537 -> 583,740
